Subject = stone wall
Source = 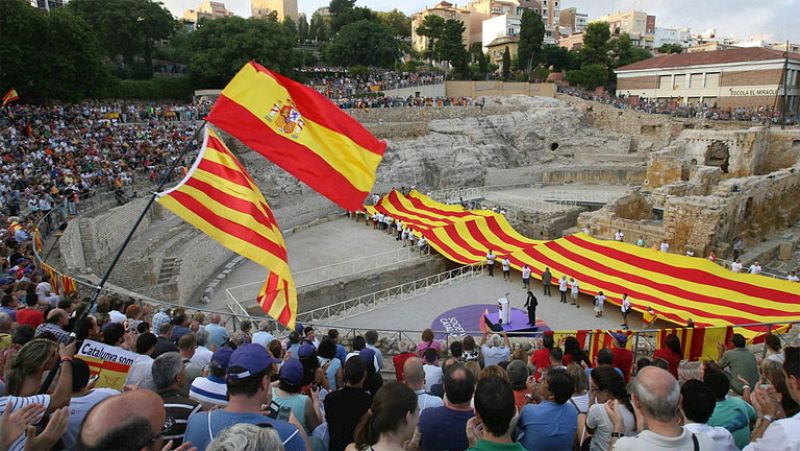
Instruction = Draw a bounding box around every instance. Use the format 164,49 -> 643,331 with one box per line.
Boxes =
645,149 -> 685,189
445,81 -> 557,98
543,165 -> 646,186
178,235 -> 233,305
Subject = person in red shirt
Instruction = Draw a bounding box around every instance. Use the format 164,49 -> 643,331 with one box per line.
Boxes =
16,295 -> 44,329
609,332 -> 634,383
653,333 -> 682,379
530,334 -> 554,381
393,340 -> 417,382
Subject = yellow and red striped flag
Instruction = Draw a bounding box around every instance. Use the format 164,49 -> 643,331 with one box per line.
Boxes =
656,326 -> 733,362
156,127 -> 297,328
2,88 -> 19,107
206,61 -> 387,211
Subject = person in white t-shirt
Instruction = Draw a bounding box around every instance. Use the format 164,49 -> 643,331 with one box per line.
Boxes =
788,271 -> 799,282
480,330 -> 511,367
35,274 -> 60,307
417,236 -> 427,254
62,360 -> 121,449
586,366 -> 636,451
620,294 -> 633,329
570,278 -> 580,306
501,257 -> 511,282
659,240 -> 670,253
749,261 -> 762,275
594,292 -> 606,317
250,320 -> 275,350
680,379 -> 737,451
422,349 -> 443,393
522,264 -> 532,289
614,230 -> 624,242
731,259 -> 744,273
486,250 -> 496,277
559,275 -> 569,303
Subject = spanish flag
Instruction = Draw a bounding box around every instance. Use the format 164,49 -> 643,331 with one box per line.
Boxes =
2,88 -> 19,107
156,127 -> 297,328
206,61 -> 387,212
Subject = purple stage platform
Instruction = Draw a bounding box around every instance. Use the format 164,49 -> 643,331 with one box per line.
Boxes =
431,304 -> 551,338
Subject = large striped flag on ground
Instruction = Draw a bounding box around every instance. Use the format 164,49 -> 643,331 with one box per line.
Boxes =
156,128 -> 298,328
206,61 -> 387,211
2,88 -> 19,107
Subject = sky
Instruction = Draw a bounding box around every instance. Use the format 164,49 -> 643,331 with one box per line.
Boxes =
160,0 -> 800,43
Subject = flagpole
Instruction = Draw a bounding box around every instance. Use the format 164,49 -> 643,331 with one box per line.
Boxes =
39,119 -> 207,394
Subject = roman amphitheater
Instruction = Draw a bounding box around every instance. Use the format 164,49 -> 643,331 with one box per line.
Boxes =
44,89 -> 800,346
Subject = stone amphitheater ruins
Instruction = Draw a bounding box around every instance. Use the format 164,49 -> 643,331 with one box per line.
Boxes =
50,92 -> 800,329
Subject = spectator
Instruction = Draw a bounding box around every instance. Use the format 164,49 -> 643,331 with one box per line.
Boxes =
0,313 -> 12,350
325,357 -> 372,450
76,390 -> 167,451
517,368 -> 576,450
531,334 -> 555,381
550,347 -> 566,372
350,383 -> 419,451
34,308 -> 70,344
183,344 -> 306,450
191,329 -> 213,369
506,360 -> 531,412
404,356 -> 445,412
704,363 -> 756,449
177,333 -> 202,396
61,359 -> 119,449
126,332 -> 157,390
480,331 -> 511,367
189,346 -> 233,410
204,314 -> 229,350
419,363 -> 476,451
607,366 -> 714,450
451,340 -> 464,361
764,334 -> 784,364
151,352 -> 201,446
151,306 -> 171,337
758,358 -> 800,417
15,293 -> 43,329
463,335 -> 480,363
680,379 -> 737,451
467,376 -> 526,451
303,326 -> 318,348
719,333 -> 759,395
317,338 -> 343,391
251,320 -> 275,349
171,313 -> 192,343
563,336 -> 591,368
152,323 -> 178,359
393,339 -> 417,382
418,328 -> 442,357
206,423 -> 286,451
360,348 -> 384,396
566,362 -> 590,415
653,333 -> 683,379
327,328 -> 348,364
423,348 -> 443,393
6,338 -> 59,397
586,365 -> 636,451
286,331 -> 302,359
238,320 -> 253,344
365,330 -> 384,370
0,294 -> 18,321
744,346 -> 800,450
610,332 -> 634,383
272,359 -> 322,434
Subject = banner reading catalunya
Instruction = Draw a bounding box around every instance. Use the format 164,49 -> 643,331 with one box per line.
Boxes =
77,340 -> 136,391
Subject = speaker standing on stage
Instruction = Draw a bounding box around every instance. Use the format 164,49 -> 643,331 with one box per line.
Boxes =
524,290 -> 538,326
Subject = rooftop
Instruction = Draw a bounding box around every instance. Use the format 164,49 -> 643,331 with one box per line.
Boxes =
617,47 -> 800,72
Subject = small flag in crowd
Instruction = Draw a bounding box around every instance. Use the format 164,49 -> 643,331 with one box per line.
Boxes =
206,61 -> 387,211
156,127 -> 297,328
2,88 -> 19,107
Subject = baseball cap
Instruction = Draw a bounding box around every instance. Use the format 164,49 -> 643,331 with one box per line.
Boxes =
294,322 -> 304,334
211,346 -> 234,371
298,343 -> 316,359
279,359 -> 304,387
610,332 -> 627,346
227,344 -> 280,380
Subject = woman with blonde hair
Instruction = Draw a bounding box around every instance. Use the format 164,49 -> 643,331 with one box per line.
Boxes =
206,423 -> 285,451
5,338 -> 57,396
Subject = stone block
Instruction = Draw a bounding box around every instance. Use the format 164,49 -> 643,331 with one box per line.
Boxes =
779,242 -> 794,260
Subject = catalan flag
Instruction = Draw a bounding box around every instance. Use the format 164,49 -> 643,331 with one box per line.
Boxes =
156,128 -> 297,328
656,326 -> 733,362
206,61 -> 387,211
2,88 -> 19,107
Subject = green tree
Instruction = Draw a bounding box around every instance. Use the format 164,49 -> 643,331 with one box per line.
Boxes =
330,4 -> 375,34
283,16 -> 297,42
297,13 -> 309,43
378,9 -> 411,37
543,45 -> 578,71
437,19 -> 469,79
186,17 -> 301,87
502,46 -> 511,80
309,11 -> 329,42
68,0 -> 176,77
322,19 -> 400,68
329,0 -> 356,16
580,21 -> 611,66
415,14 -> 446,61
566,63 -> 608,89
518,9 -> 545,75
658,43 -> 683,54
611,33 -> 652,68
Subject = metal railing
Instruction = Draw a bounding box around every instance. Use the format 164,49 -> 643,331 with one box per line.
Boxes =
713,258 -> 786,280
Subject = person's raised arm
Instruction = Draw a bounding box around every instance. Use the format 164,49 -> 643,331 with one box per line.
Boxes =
501,331 -> 511,349
48,342 -> 76,412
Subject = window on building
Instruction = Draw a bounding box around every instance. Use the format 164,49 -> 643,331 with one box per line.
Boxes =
674,75 -> 686,89
705,73 -> 720,88
689,73 -> 704,88
659,75 -> 672,89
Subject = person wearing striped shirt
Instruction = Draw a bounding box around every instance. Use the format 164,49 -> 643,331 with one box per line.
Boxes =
152,352 -> 201,447
190,347 -> 232,410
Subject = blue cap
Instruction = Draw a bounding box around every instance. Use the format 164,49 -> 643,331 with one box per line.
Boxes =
227,344 -> 280,380
294,322 -> 304,334
610,332 -> 627,346
0,278 -> 14,286
211,346 -> 234,370
298,343 -> 315,359
279,359 -> 304,386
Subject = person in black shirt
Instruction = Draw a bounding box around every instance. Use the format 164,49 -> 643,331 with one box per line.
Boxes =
324,357 -> 372,450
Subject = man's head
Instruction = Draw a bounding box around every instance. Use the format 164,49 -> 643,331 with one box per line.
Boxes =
632,366 -> 681,423
152,352 -> 186,390
474,376 -> 516,438
423,347 -> 438,365
102,322 -> 125,346
542,334 -> 554,350
506,360 -> 529,391
597,348 -> 614,366
327,328 -> 339,344
549,347 -> 563,366
0,312 -> 12,333
444,364 -> 475,405
209,346 -> 234,378
71,359 -> 92,393
77,390 -> 166,451
344,354 -> 367,387
226,344 -> 280,403
731,333 -> 746,349
288,331 -> 301,345
195,330 -> 208,348
210,313 -> 221,325
702,364 -> 730,401
543,368 -> 574,404
365,330 -> 379,346
303,326 -> 315,342
172,313 -> 187,327
177,333 -> 196,358
680,379 -> 716,424
136,333 -> 158,356
351,335 -> 366,351
257,320 -> 271,332
403,357 -> 425,389
157,323 -> 173,338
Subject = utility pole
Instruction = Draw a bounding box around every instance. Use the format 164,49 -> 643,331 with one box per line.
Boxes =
781,40 -> 789,129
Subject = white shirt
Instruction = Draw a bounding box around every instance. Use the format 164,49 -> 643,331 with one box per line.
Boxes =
615,231 -> 624,241
614,428 -> 716,451
502,259 -> 510,271
63,389 -> 120,449
522,266 -> 531,279
683,422 -> 737,451
660,242 -> 669,252
191,345 -> 214,369
788,274 -> 800,282
571,280 -> 580,295
481,344 -> 510,367
731,262 -> 744,273
749,264 -> 762,274
595,295 -> 605,309
126,354 -> 156,390
415,389 -> 444,412
587,402 -> 636,451
743,412 -> 800,451
251,331 -> 275,349
559,278 -> 568,291
0,395 -> 51,451
487,252 -> 496,264
108,310 -> 126,323
423,364 -> 443,393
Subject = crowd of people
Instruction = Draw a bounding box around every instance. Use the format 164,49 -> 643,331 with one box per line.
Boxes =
558,86 -> 798,124
334,95 -> 481,110
305,70 -> 446,99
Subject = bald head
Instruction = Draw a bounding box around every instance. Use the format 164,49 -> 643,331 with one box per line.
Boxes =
632,366 -> 680,422
210,314 -> 222,324
78,390 -> 165,450
47,308 -> 67,325
403,357 -> 425,387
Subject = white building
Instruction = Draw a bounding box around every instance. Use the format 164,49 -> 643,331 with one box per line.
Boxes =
654,27 -> 692,49
482,14 -> 521,52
